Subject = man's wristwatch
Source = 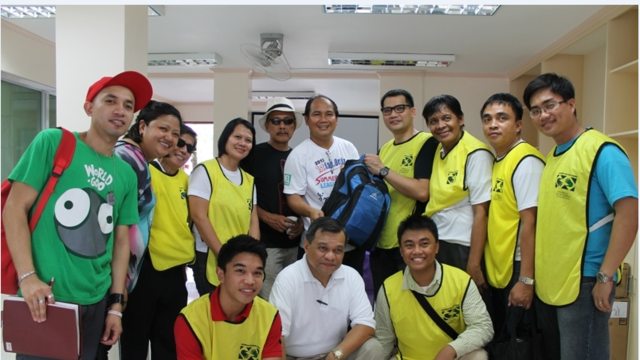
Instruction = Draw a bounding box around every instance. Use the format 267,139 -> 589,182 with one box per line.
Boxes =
379,166 -> 390,178
108,293 -> 126,307
518,276 -> 535,286
596,271 -> 613,283
331,348 -> 344,360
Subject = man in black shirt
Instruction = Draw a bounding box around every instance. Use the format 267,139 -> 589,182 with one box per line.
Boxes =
241,97 -> 304,299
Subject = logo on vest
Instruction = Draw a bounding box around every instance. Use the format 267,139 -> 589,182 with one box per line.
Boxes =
402,154 -> 414,167
370,193 -> 378,201
247,199 -> 253,211
556,173 -> 577,192
493,178 -> 504,193
238,344 -> 261,360
441,304 -> 461,321
447,171 -> 458,185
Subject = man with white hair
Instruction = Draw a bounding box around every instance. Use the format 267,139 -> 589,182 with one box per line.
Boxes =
241,97 -> 304,299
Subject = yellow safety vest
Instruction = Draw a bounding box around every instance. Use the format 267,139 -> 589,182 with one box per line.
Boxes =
181,293 -> 278,360
535,130 -> 623,306
148,166 -> 195,270
378,132 -> 431,249
384,264 -> 470,360
201,159 -> 254,286
425,131 -> 492,217
485,142 -> 544,288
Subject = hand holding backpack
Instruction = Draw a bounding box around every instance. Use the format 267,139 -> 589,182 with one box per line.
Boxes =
321,155 -> 391,252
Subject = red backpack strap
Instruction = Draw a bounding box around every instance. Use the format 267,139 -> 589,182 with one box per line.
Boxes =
28,128 -> 77,231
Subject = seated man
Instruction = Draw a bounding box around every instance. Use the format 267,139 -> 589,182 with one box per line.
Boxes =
174,235 -> 282,360
375,214 -> 493,360
270,217 -> 383,360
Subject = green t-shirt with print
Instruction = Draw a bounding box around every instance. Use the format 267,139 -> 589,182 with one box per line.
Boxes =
9,129 -> 139,305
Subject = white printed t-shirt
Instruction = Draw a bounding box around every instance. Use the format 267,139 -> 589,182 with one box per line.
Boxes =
283,136 -> 359,232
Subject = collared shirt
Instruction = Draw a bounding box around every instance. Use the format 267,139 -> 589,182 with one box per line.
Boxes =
374,260 -> 493,358
270,255 -> 375,357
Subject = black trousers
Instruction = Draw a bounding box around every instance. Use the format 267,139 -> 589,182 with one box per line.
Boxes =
189,250 -> 215,296
369,247 -> 405,298
118,252 -> 188,360
342,247 -> 366,276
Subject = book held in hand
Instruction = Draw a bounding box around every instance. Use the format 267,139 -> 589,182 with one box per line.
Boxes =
2,296 -> 81,360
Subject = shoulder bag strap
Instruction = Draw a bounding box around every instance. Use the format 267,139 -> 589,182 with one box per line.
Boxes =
411,290 -> 459,340
28,128 -> 76,231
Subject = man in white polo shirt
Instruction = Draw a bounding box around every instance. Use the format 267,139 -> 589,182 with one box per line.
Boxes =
269,217 -> 383,360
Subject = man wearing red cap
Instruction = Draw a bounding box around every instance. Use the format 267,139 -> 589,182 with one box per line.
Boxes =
4,71 -> 153,359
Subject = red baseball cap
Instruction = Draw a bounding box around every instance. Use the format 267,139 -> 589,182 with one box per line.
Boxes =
85,71 -> 153,112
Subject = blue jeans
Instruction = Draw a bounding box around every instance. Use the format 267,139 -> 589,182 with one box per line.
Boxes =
556,277 -> 615,360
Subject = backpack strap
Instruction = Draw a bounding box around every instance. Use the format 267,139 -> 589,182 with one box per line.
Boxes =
411,289 -> 459,340
28,128 -> 76,232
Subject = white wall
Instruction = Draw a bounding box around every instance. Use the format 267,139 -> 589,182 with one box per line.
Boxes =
1,20 -> 56,87
582,45 -> 606,132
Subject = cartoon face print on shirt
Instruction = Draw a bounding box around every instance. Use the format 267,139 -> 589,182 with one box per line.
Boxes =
53,187 -> 113,258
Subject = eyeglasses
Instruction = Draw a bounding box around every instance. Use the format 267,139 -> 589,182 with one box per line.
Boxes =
381,104 -> 410,116
269,117 -> 296,126
177,138 -> 196,153
529,101 -> 566,118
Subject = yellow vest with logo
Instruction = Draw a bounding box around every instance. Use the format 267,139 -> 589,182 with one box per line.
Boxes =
536,130 -> 623,306
201,159 -> 254,286
149,166 -> 195,270
378,132 -> 431,249
181,293 -> 278,360
425,132 -> 492,217
485,142 -> 544,288
384,264 -> 469,360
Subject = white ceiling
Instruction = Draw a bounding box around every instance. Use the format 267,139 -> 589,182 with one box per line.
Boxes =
7,5 -> 607,105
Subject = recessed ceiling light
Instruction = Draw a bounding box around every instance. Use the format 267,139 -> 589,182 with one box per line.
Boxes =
1,5 -> 165,19
324,5 -> 500,16
148,53 -> 223,67
328,52 -> 455,67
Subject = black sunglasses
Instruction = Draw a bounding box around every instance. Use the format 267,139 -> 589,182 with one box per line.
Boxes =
269,117 -> 296,126
177,138 -> 196,153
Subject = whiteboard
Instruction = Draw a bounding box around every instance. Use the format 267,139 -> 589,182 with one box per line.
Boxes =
251,112 -> 379,155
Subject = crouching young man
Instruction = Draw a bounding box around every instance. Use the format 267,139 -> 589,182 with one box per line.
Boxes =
374,214 -> 494,360
174,235 -> 282,360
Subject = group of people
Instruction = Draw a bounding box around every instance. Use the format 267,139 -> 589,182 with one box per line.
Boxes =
3,69 -> 637,360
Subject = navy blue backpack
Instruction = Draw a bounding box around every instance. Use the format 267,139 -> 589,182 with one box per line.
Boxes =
321,156 -> 391,251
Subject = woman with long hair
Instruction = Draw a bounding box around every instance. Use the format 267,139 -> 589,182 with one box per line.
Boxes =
188,118 -> 259,293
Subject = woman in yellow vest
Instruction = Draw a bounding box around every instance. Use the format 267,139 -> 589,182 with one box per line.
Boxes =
189,118 -> 260,288
422,95 -> 494,294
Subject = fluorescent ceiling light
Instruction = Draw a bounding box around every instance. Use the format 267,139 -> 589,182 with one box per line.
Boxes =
1,6 -> 55,18
325,5 -> 500,16
1,5 -> 165,19
252,91 -> 316,101
328,52 -> 455,67
148,53 -> 222,67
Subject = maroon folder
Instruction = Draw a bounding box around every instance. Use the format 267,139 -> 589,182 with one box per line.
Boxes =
2,297 -> 81,360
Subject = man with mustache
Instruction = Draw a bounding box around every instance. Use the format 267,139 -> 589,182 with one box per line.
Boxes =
241,97 -> 304,300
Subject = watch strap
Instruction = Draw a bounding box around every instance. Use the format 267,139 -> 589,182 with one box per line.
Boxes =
518,276 -> 534,285
108,293 -> 126,307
